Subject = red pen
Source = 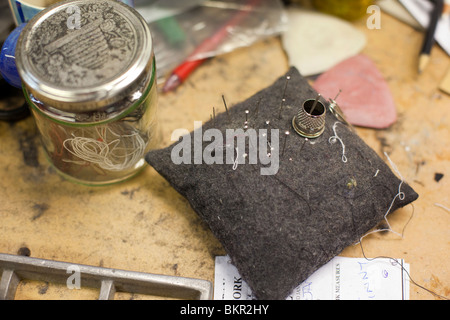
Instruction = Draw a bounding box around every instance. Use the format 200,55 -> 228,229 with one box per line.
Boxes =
162,0 -> 262,93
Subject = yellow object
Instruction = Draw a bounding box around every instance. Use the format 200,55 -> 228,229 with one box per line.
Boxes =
440,67 -> 450,95
312,0 -> 374,20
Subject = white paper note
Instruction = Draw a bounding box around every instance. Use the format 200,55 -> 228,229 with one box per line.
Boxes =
399,0 -> 450,56
214,256 -> 410,300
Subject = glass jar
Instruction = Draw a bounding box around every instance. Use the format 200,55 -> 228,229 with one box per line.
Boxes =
7,0 -> 135,25
16,0 -> 160,186
312,0 -> 374,21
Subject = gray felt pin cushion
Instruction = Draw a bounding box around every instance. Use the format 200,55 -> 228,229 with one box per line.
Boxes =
145,67 -> 418,300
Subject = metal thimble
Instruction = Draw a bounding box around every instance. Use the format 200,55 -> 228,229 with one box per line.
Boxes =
292,94 -> 326,138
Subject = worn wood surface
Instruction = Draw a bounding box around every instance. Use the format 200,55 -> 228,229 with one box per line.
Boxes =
0,11 -> 448,300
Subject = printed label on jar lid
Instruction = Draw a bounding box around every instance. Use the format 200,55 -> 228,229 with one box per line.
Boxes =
28,2 -> 136,88
16,0 -> 152,111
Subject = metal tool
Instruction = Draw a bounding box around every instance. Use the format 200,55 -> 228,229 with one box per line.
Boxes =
0,253 -> 212,300
327,91 -> 355,132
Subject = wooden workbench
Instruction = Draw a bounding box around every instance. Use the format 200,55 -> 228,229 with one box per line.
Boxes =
0,11 -> 448,300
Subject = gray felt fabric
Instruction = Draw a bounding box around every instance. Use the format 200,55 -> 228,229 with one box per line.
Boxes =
145,67 -> 418,300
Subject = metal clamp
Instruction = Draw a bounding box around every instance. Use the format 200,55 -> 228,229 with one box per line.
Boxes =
0,253 -> 212,300
326,90 -> 355,132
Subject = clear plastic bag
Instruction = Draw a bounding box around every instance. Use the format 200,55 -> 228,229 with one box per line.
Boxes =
134,0 -> 287,83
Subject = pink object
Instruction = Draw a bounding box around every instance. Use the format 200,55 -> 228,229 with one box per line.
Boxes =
313,54 -> 397,129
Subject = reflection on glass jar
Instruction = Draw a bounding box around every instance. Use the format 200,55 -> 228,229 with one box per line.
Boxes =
28,66 -> 159,185
16,0 -> 160,185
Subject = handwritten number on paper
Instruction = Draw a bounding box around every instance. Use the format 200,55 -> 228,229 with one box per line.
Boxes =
357,262 -> 376,299
301,282 -> 313,300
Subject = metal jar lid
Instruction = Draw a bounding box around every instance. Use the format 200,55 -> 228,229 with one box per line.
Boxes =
16,0 -> 153,112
